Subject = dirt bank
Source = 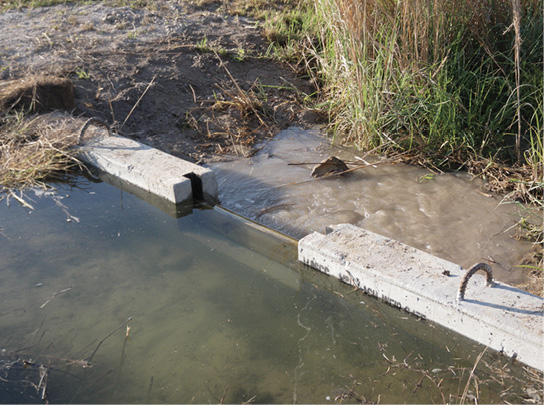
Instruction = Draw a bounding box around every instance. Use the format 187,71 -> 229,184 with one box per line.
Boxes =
0,0 -> 320,162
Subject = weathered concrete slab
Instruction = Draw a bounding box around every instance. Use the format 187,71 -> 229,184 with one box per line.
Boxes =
96,171 -> 195,218
298,223 -> 544,372
78,133 -> 218,205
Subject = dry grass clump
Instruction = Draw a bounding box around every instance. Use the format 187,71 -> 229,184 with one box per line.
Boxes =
186,51 -> 276,158
187,80 -> 272,157
0,112 -> 83,192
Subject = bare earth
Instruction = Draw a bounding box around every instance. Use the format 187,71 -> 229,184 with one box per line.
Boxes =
0,1 -> 321,162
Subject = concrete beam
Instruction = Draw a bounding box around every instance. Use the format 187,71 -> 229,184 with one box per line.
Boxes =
78,133 -> 218,205
298,223 -> 544,372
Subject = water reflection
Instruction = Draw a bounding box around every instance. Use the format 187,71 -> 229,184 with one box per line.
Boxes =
0,178 -> 539,403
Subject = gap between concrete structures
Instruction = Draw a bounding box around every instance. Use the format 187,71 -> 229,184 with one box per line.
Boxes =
298,223 -> 544,372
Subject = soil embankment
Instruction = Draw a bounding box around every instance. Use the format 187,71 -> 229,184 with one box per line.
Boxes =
0,1 -> 319,161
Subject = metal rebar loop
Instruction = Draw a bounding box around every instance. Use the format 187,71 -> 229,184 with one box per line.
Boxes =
457,263 -> 494,302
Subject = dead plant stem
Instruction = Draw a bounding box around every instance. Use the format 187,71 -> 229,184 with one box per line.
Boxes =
40,286 -> 72,309
459,345 -> 488,404
120,76 -> 156,131
86,317 -> 133,363
213,50 -> 268,129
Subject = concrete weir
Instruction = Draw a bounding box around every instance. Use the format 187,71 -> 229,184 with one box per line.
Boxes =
298,223 -> 544,372
77,132 -> 218,205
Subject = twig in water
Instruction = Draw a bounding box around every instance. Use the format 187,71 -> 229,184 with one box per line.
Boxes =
219,386 -> 229,404
424,373 -> 446,404
288,160 -> 367,166
8,190 -> 34,210
413,373 -> 426,393
25,353 -> 92,368
40,286 -> 72,309
22,360 -> 49,400
38,364 -> 48,400
146,375 -> 154,402
241,395 -> 256,404
119,325 -> 131,374
459,346 -> 488,405
86,317 -> 133,363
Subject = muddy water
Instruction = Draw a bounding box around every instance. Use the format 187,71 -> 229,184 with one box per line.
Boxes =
1,178 -> 539,404
211,127 -> 535,286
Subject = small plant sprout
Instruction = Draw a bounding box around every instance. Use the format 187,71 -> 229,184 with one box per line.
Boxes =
75,67 -> 90,80
418,173 -> 435,183
234,48 -> 247,62
195,36 -> 209,52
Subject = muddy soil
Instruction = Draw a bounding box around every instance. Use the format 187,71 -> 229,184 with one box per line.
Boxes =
0,1 -> 321,162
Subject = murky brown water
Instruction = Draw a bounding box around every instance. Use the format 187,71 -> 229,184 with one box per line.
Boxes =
211,127 -> 535,285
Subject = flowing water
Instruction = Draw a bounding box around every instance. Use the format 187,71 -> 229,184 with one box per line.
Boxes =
211,127 -> 536,286
0,176 -> 540,403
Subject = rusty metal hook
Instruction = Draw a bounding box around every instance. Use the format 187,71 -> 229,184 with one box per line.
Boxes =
457,263 -> 494,302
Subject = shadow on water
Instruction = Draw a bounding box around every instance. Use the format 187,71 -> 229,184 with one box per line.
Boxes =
0,174 -> 541,403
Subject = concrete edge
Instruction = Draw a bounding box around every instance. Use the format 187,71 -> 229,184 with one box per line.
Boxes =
298,223 -> 544,372
77,132 -> 218,205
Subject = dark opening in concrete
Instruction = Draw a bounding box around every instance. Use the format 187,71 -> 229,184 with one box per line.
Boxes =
184,172 -> 203,200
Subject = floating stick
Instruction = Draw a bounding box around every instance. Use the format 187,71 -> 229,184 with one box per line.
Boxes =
40,286 -> 72,309
86,317 -> 133,363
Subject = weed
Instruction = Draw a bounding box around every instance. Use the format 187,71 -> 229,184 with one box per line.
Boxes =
195,36 -> 209,52
75,67 -> 90,80
195,36 -> 227,56
234,48 -> 247,62
66,14 -> 78,26
418,173 -> 435,183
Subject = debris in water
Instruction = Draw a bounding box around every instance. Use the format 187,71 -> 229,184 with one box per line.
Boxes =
311,156 -> 349,178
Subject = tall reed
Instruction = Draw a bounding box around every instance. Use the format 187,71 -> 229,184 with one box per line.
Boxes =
307,0 -> 542,180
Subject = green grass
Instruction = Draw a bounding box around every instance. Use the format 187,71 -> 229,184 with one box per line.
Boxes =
268,0 -> 542,183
